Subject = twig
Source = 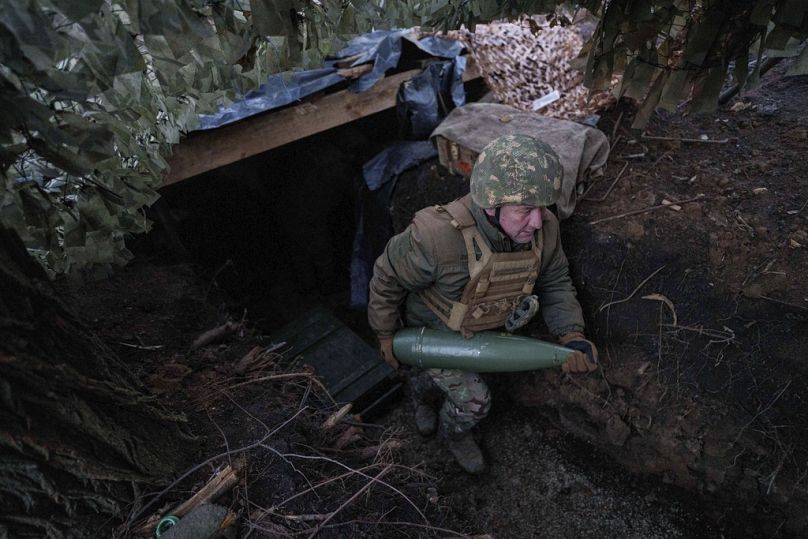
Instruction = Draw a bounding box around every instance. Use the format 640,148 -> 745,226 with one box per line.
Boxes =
732,379 -> 792,446
348,440 -> 404,461
589,194 -> 706,226
306,518 -> 470,537
641,133 -> 730,144
609,133 -> 622,159
263,453 -> 428,524
598,266 -> 666,313
321,403 -> 353,431
611,110 -> 624,143
651,151 -> 672,168
307,465 -> 394,538
265,465 -> 384,513
170,461 -> 242,518
127,407 -> 309,527
207,410 -> 232,466
342,419 -> 388,430
234,346 -> 264,375
227,372 -> 332,398
787,198 -> 808,216
133,461 -> 242,536
766,453 -> 786,496
117,342 -> 164,351
205,259 -> 234,301
280,512 -> 329,522
604,257 -> 626,344
334,426 -> 362,450
757,294 -> 808,312
659,324 -> 735,344
642,293 -> 678,326
586,162 -> 629,203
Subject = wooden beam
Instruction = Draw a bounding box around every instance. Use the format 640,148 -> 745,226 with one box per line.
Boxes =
162,59 -> 481,186
163,69 -> 419,185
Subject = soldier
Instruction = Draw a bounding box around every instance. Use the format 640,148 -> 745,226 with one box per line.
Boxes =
368,134 -> 598,474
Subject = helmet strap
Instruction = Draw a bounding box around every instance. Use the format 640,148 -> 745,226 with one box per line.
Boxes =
484,205 -> 509,238
492,206 -> 509,238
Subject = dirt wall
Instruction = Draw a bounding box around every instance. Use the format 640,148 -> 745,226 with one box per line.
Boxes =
509,72 -> 808,535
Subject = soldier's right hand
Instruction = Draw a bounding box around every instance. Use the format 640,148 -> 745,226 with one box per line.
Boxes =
559,332 -> 598,374
377,335 -> 399,369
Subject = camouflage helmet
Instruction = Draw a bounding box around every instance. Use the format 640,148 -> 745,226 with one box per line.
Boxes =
469,134 -> 563,208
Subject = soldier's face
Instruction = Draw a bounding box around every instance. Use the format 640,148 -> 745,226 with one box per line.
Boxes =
488,205 -> 543,244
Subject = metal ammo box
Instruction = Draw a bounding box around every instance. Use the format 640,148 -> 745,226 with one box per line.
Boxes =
434,135 -> 479,178
269,306 -> 400,419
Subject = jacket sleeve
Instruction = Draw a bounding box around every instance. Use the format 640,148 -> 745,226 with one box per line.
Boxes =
536,217 -> 585,336
368,224 -> 436,336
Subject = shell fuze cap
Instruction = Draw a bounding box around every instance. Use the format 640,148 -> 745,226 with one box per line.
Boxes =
469,134 -> 563,209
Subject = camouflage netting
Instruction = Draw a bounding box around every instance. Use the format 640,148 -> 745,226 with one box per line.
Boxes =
448,17 -> 617,120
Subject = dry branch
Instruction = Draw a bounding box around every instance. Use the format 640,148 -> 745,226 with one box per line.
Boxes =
227,372 -> 330,397
321,403 -> 353,431
307,464 -> 394,538
642,293 -> 678,326
171,460 -> 243,517
641,133 -> 730,144
335,426 -> 363,449
598,266 -> 666,313
134,459 -> 243,535
350,440 -> 404,462
234,346 -> 264,374
589,195 -> 706,226
190,321 -> 240,351
586,162 -> 629,203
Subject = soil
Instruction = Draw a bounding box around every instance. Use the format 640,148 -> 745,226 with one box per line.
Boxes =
65,64 -> 807,537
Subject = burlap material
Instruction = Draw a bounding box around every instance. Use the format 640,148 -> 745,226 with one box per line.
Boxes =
430,102 -> 609,219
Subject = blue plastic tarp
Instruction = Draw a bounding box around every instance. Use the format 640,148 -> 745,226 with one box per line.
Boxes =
196,29 -> 467,131
349,141 -> 438,310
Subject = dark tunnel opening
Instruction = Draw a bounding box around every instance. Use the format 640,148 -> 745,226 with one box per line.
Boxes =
151,110 -> 405,335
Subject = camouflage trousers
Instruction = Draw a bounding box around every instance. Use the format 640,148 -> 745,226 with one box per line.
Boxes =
411,369 -> 491,436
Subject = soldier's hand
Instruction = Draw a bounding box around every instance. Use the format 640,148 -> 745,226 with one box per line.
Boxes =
378,335 -> 399,369
559,332 -> 598,374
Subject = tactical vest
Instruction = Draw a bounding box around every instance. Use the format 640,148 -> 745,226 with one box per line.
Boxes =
418,199 -> 543,334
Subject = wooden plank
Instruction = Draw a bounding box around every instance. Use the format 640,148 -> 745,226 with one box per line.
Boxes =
162,58 -> 481,185
163,69 -> 420,185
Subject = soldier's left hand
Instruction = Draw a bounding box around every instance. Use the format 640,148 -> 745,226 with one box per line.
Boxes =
377,334 -> 399,369
558,332 -> 598,373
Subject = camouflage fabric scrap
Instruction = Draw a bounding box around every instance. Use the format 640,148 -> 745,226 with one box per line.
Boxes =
470,134 -> 562,208
427,368 -> 491,435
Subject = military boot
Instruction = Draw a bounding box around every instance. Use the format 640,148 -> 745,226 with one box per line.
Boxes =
410,373 -> 440,436
440,424 -> 486,475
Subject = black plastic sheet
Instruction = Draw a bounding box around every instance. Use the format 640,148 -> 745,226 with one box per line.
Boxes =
396,57 -> 466,139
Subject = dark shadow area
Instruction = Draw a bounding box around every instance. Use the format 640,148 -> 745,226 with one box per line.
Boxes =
151,110 -> 396,333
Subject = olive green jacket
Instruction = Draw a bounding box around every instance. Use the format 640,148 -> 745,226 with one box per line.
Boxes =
368,194 -> 585,337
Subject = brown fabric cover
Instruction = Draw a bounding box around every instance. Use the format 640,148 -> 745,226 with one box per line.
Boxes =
430,103 -> 610,219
